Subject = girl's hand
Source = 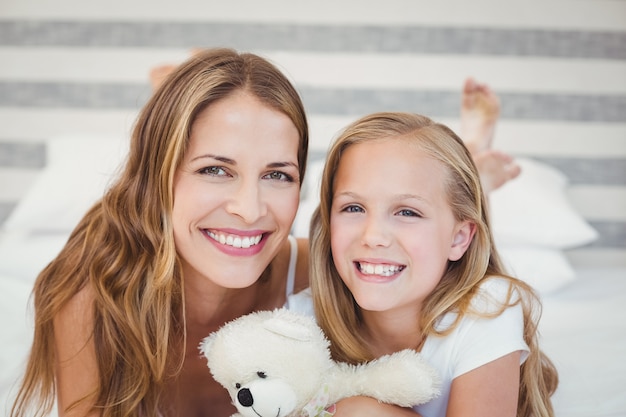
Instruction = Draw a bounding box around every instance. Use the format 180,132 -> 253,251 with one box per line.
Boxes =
333,397 -> 420,417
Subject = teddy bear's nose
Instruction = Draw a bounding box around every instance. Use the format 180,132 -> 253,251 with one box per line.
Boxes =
237,388 -> 254,407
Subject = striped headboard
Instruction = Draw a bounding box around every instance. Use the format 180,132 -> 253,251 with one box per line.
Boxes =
0,0 -> 624,267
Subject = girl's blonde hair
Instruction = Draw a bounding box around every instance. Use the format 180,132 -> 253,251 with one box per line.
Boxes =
310,112 -> 557,417
11,48 -> 308,417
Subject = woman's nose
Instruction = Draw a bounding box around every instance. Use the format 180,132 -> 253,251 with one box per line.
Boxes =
225,179 -> 267,224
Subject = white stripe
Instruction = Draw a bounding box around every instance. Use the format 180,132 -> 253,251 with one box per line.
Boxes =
0,108 -> 137,141
568,186 -> 626,222
484,122 -> 626,158
1,0 -> 624,31
271,53 -> 626,94
2,48 -> 626,95
0,168 -> 40,201
566,248 -> 626,268
1,110 -> 625,160
309,116 -> 626,158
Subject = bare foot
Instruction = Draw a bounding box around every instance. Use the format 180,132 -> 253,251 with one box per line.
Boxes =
149,64 -> 178,90
474,149 -> 521,193
460,78 -> 500,155
149,49 -> 206,91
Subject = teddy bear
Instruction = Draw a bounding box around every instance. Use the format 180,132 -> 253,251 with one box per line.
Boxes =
199,308 -> 440,417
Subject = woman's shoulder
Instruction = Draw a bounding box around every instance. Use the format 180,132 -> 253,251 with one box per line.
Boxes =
54,282 -> 95,332
53,282 -> 101,414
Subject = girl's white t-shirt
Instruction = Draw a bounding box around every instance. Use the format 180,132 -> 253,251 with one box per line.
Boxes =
415,278 -> 529,417
286,277 -> 529,417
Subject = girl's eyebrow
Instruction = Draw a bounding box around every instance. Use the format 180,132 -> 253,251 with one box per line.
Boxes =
335,191 -> 429,203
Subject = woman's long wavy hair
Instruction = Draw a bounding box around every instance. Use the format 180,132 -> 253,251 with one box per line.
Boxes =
11,48 -> 308,417
310,112 -> 557,417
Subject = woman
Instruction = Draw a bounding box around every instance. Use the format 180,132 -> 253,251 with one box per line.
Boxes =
11,48 -> 312,417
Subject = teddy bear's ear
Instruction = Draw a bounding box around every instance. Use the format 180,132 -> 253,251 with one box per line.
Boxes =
198,334 -> 215,359
263,316 -> 312,342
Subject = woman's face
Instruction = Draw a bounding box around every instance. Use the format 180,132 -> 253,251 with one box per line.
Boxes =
329,138 -> 473,315
172,91 -> 301,288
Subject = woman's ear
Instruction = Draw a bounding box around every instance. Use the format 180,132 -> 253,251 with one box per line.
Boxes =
449,221 -> 476,261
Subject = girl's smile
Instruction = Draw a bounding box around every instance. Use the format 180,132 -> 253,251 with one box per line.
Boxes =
354,260 -> 406,280
330,136 -> 472,314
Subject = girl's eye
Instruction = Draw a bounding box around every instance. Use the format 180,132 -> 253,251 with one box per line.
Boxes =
342,205 -> 364,213
198,166 -> 227,176
263,171 -> 294,182
397,208 -> 420,217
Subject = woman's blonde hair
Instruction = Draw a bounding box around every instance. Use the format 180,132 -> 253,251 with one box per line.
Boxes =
11,48 -> 308,417
310,112 -> 557,417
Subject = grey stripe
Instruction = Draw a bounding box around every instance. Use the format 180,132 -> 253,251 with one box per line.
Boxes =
310,153 -> 626,186
587,221 -> 626,248
1,82 -> 625,123
0,82 -> 150,110
0,202 -> 15,225
0,20 -> 625,59
300,88 -> 626,122
533,157 -> 626,186
0,142 -> 46,169
1,141 -> 623,187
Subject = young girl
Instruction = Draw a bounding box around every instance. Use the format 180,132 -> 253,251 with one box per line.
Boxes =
309,112 -> 558,417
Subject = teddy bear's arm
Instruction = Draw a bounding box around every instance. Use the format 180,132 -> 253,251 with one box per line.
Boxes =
326,349 -> 440,407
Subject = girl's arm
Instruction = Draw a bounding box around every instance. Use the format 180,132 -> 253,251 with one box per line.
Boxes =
53,285 -> 101,417
446,351 -> 522,417
334,397 -> 420,416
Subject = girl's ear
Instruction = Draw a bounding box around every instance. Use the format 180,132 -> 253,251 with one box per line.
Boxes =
449,221 -> 476,261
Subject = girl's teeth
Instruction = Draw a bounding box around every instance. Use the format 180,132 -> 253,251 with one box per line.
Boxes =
208,232 -> 262,248
358,262 -> 403,277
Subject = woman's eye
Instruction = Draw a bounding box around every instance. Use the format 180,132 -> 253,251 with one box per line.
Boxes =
198,166 -> 227,176
263,171 -> 293,182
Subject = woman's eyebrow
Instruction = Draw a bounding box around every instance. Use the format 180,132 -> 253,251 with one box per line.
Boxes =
190,154 -> 235,164
267,161 -> 299,170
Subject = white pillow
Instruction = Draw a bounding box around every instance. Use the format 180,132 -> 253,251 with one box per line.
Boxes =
0,273 -> 34,408
0,232 -> 70,282
2,134 -> 128,234
489,158 -> 598,250
293,158 -> 326,238
498,245 -> 576,295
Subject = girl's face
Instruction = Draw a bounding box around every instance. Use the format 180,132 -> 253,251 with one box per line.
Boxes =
172,92 -> 301,289
330,138 -> 473,315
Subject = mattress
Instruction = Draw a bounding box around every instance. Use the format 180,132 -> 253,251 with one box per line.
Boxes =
0,232 -> 624,416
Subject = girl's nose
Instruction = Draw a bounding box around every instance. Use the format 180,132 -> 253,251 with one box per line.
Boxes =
360,214 -> 391,248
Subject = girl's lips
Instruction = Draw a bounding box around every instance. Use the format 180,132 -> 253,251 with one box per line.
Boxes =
355,261 -> 406,277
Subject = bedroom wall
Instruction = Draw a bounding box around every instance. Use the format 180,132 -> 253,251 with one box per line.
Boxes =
0,0 -> 624,267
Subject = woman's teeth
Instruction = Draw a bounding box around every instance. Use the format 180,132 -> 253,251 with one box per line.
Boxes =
207,232 -> 263,248
357,261 -> 404,277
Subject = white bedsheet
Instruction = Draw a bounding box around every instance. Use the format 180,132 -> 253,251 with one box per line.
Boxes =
540,267 -> 626,417
0,233 -> 624,416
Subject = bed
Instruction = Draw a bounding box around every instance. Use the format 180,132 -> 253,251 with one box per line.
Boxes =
1,135 -> 624,417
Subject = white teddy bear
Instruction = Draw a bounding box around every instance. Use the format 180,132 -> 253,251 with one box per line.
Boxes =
199,308 -> 440,417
